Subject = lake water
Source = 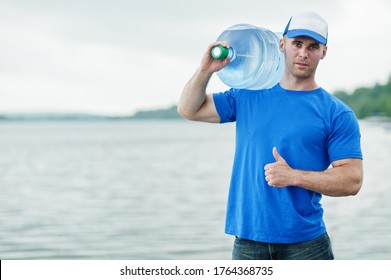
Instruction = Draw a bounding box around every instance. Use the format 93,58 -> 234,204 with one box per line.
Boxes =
0,119 -> 390,260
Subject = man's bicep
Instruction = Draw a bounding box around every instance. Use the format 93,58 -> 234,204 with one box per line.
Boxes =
331,158 -> 363,187
331,158 -> 362,169
191,94 -> 221,123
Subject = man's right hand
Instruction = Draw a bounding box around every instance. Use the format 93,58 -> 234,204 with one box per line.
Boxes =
199,41 -> 231,74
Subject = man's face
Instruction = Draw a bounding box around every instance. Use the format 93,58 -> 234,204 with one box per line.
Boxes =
280,36 -> 327,80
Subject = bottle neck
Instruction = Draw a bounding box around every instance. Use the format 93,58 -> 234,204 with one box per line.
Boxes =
211,45 -> 236,61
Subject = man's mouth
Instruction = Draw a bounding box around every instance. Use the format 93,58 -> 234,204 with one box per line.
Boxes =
296,62 -> 309,67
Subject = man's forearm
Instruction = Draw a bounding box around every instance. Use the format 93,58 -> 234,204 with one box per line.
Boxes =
291,160 -> 363,197
265,148 -> 363,197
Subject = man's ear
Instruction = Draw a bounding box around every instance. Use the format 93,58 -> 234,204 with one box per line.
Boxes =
321,45 -> 328,59
279,37 -> 285,52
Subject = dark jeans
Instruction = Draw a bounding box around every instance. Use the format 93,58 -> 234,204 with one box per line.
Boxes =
232,232 -> 334,260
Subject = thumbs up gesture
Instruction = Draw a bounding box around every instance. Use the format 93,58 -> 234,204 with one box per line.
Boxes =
264,147 -> 295,188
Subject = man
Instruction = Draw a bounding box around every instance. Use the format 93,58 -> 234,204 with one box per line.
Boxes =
177,11 -> 363,260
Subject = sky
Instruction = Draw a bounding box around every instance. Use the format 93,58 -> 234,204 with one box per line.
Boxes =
1,0 -> 391,115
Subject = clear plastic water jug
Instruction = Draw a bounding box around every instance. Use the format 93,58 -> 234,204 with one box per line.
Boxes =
211,23 -> 284,90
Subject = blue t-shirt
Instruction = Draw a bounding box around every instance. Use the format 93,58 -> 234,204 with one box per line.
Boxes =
213,83 -> 362,243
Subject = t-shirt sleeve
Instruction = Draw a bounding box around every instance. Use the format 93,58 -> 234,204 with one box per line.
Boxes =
327,111 -> 363,162
213,88 -> 237,123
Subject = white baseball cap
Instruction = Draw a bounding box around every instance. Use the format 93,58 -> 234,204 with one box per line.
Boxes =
283,11 -> 328,45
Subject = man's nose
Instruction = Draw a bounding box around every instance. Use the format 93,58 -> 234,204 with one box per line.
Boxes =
298,48 -> 308,58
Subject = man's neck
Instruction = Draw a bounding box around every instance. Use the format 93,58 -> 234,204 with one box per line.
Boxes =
279,75 -> 319,91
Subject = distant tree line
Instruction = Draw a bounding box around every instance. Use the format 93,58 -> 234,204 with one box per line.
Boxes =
334,76 -> 391,119
2,77 -> 390,121
130,105 -> 180,119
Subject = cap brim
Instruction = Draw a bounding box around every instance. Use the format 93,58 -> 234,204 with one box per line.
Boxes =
286,29 -> 327,45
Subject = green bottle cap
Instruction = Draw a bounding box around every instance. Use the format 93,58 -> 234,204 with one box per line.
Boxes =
211,44 -> 229,60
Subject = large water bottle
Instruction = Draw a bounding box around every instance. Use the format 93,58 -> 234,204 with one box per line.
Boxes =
211,23 -> 284,90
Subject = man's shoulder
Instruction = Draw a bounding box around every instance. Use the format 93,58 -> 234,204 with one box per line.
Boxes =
323,89 -> 354,113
